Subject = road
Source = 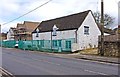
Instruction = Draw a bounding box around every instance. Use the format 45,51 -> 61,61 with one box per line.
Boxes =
2,47 -> 119,76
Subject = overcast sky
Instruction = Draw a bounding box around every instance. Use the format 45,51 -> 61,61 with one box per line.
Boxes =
0,0 -> 119,32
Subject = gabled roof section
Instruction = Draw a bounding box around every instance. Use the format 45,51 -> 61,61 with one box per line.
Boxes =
24,21 -> 40,33
33,10 -> 90,33
17,23 -> 24,29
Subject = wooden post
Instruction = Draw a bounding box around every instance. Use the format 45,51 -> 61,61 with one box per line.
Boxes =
75,29 -> 78,43
51,31 -> 53,51
100,0 -> 104,56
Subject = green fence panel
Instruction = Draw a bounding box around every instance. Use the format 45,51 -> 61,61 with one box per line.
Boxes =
2,40 -> 16,48
30,38 -> 75,52
24,41 -> 32,50
38,38 -> 75,52
0,41 -> 3,47
2,38 -> 75,53
32,40 -> 39,51
18,40 -> 33,50
18,41 -> 23,49
62,38 -> 75,52
2,41 -> 6,47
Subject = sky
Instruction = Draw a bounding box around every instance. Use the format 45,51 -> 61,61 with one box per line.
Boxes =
0,0 -> 120,32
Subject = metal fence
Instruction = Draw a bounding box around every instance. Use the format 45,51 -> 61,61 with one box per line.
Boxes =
2,38 -> 75,52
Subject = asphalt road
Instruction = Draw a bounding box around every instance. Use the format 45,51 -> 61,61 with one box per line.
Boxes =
2,47 -> 119,75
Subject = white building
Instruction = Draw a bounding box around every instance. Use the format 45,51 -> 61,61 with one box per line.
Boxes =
7,28 -> 16,40
32,10 -> 101,52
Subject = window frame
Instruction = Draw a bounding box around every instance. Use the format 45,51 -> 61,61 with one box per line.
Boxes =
84,26 -> 89,35
66,41 -> 71,49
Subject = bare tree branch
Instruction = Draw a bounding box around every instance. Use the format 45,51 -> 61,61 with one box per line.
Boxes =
93,11 -> 115,28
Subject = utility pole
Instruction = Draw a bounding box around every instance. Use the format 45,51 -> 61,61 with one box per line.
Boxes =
0,24 -> 1,34
0,24 -> 1,40
100,0 -> 104,56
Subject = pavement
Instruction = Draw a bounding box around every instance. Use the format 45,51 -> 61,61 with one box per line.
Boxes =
27,50 -> 120,64
46,53 -> 120,64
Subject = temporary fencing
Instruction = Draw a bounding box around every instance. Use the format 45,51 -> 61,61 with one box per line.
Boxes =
2,38 -> 75,52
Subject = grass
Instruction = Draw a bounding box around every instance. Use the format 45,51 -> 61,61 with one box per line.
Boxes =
78,48 -> 98,55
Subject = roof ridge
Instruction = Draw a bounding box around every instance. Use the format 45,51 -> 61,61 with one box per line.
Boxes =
24,21 -> 40,23
43,10 -> 91,22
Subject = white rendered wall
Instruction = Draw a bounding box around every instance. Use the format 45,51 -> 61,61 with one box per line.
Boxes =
7,29 -> 14,40
32,29 -> 76,40
77,12 -> 101,50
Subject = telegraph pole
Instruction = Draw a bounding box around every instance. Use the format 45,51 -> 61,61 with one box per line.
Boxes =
0,24 -> 1,39
0,24 -> 1,34
100,0 -> 104,56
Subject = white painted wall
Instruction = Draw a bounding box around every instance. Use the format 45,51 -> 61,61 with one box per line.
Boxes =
33,32 -> 51,40
104,33 -> 110,35
7,29 -> 14,40
7,32 -> 10,40
52,30 -> 76,40
76,11 -> 101,50
32,30 -> 76,40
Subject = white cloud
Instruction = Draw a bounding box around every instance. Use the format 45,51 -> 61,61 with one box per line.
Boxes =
23,0 -> 99,20
0,0 -> 120,32
0,0 -> 20,16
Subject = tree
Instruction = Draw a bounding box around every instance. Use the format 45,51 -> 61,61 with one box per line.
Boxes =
93,11 -> 115,28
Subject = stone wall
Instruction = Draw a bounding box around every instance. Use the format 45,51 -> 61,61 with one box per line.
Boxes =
98,34 -> 120,57
98,41 -> 120,57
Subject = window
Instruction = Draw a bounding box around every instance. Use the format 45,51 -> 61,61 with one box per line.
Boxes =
66,41 -> 71,49
36,28 -> 39,37
58,40 -> 61,47
36,33 -> 39,37
52,30 -> 57,36
52,40 -> 57,47
52,25 -> 58,36
84,26 -> 89,35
